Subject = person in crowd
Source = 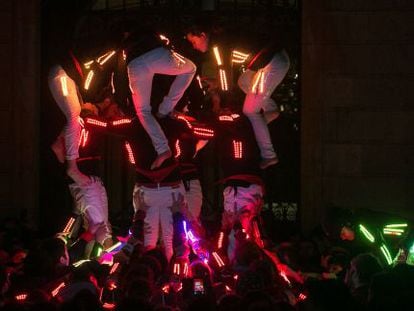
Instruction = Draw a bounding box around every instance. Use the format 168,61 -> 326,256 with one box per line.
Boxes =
344,252 -> 382,307
321,206 -> 411,267
368,231 -> 414,310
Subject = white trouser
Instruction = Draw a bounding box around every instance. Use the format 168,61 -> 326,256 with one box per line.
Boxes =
48,65 -> 82,160
69,176 -> 112,245
183,179 -> 203,223
128,47 -> 196,155
240,50 -> 290,159
132,182 -> 186,262
222,183 -> 263,261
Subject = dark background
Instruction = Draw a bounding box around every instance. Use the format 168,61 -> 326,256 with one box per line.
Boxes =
0,0 -> 412,239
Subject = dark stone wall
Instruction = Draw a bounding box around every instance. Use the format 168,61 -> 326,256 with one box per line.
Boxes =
301,0 -> 414,232
0,1 -> 40,226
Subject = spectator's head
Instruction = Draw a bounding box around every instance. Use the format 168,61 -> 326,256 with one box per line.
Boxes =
322,206 -> 355,241
240,290 -> 275,311
321,247 -> 350,276
217,294 -> 241,311
42,237 -> 69,267
144,248 -> 169,275
190,260 -> 212,281
138,254 -> 163,282
277,242 -> 301,270
302,279 -> 354,311
124,277 -> 153,302
184,20 -> 212,53
60,289 -> 101,311
24,237 -> 69,279
125,263 -> 155,285
235,241 -> 262,267
345,253 -> 383,290
117,297 -> 153,311
395,229 -> 414,266
187,294 -> 217,311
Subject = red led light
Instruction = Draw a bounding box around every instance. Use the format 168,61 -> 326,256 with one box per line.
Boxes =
125,142 -> 135,164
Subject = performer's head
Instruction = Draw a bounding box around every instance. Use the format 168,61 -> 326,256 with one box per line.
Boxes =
186,30 -> 209,53
184,18 -> 219,53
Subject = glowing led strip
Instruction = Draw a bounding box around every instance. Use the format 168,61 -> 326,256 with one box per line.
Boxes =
194,127 -> 214,137
212,251 -> 225,267
125,142 -> 135,164
112,118 -> 132,126
97,50 -> 116,65
380,244 -> 393,265
233,140 -> 243,159
172,51 -> 186,64
359,224 -> 375,243
60,76 -> 68,96
232,50 -> 250,63
385,223 -> 408,228
51,282 -> 65,297
213,46 -> 222,66
175,140 -> 181,158
105,241 -> 122,253
219,69 -> 228,91
110,262 -> 120,275
84,60 -> 94,69
63,217 -> 75,233
219,115 -> 234,121
86,118 -> 108,127
159,34 -> 170,46
15,294 -> 27,301
196,75 -> 206,95
84,70 -> 94,90
218,232 -> 224,249
177,115 -> 193,129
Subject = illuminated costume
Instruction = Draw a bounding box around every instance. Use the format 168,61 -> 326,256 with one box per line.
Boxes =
239,49 -> 290,167
186,29 -> 289,168
84,114 -> 213,262
48,46 -> 122,161
48,42 -> 124,251
52,115 -> 114,257
68,122 -> 112,247
123,30 -> 196,168
214,112 -> 265,261
68,176 -> 111,246
325,207 -> 411,267
175,115 -> 212,232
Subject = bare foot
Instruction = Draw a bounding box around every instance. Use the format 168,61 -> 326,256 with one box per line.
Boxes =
51,137 -> 65,163
260,156 -> 279,169
151,150 -> 172,170
67,168 -> 90,185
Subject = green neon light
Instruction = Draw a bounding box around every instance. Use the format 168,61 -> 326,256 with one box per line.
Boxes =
383,228 -> 404,232
72,259 -> 91,267
385,223 -> 408,228
95,245 -> 103,258
105,241 -> 122,253
409,243 -> 414,254
383,231 -> 402,236
380,244 -> 393,266
359,224 -> 375,243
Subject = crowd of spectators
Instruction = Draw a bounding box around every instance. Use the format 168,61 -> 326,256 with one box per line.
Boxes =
1,206 -> 414,311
